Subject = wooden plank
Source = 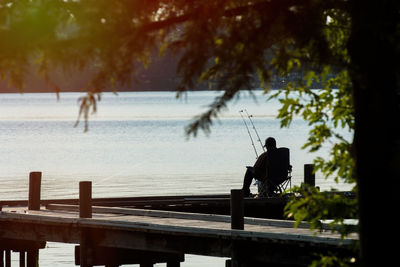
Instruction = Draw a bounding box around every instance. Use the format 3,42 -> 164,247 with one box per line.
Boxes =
0,238 -> 46,251
0,210 -> 356,266
0,194 -> 230,207
0,207 -> 357,245
0,192 -> 355,208
0,195 -> 314,222
45,204 -> 338,231
5,205 -> 354,242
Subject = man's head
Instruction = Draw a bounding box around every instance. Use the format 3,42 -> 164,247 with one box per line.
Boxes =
264,137 -> 276,150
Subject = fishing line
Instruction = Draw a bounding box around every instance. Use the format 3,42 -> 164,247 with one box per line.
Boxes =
239,110 -> 259,159
244,109 -> 265,153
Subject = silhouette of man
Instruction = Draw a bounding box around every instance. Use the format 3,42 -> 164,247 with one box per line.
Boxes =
242,137 -> 278,197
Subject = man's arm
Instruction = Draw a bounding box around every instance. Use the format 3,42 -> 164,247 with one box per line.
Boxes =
253,152 -> 268,180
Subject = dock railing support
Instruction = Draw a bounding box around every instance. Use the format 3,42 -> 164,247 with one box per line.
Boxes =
304,164 -> 315,187
230,189 -> 244,230
5,250 -> 10,267
27,249 -> 39,267
79,181 -> 93,267
19,251 -> 25,267
28,172 -> 42,211
27,171 -> 42,267
79,181 -> 92,219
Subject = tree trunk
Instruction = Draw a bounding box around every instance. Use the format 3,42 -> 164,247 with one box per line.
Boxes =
348,1 -> 400,266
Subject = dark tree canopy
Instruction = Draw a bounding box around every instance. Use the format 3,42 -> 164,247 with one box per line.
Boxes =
0,0 -> 352,128
0,1 -> 399,266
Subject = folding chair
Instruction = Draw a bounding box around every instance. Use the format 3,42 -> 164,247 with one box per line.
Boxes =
257,147 -> 292,197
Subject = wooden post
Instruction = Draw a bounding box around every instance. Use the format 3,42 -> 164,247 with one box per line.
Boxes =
79,181 -> 92,218
5,250 -> 10,267
304,164 -> 315,187
79,181 -> 92,267
229,194 -> 247,267
27,249 -> 39,267
28,172 -> 42,210
230,242 -> 245,267
230,189 -> 244,230
19,251 -> 25,267
80,231 -> 92,267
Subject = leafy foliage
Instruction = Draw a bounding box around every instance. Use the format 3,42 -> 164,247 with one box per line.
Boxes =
284,184 -> 357,238
265,10 -> 358,263
270,69 -> 355,183
310,252 -> 357,267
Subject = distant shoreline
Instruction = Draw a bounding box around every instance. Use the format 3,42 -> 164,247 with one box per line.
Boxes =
0,88 -> 270,94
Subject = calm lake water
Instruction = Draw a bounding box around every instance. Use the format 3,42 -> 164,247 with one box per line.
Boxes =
0,91 -> 353,266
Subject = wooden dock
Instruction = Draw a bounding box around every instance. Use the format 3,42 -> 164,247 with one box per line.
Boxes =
0,194 -> 289,220
0,204 -> 357,266
0,172 -> 357,266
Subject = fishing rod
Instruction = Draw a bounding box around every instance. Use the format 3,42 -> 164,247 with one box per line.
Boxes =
239,110 -> 259,159
244,109 -> 265,153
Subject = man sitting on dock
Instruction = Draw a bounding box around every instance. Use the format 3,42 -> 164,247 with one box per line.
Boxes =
242,137 -> 290,197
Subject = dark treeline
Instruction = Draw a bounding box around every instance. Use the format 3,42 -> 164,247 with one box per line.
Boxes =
0,53 -> 325,93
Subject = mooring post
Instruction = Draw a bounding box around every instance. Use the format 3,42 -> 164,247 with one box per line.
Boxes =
79,181 -> 92,218
28,172 -> 42,210
230,189 -> 244,230
304,164 -> 315,187
79,181 -> 93,267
